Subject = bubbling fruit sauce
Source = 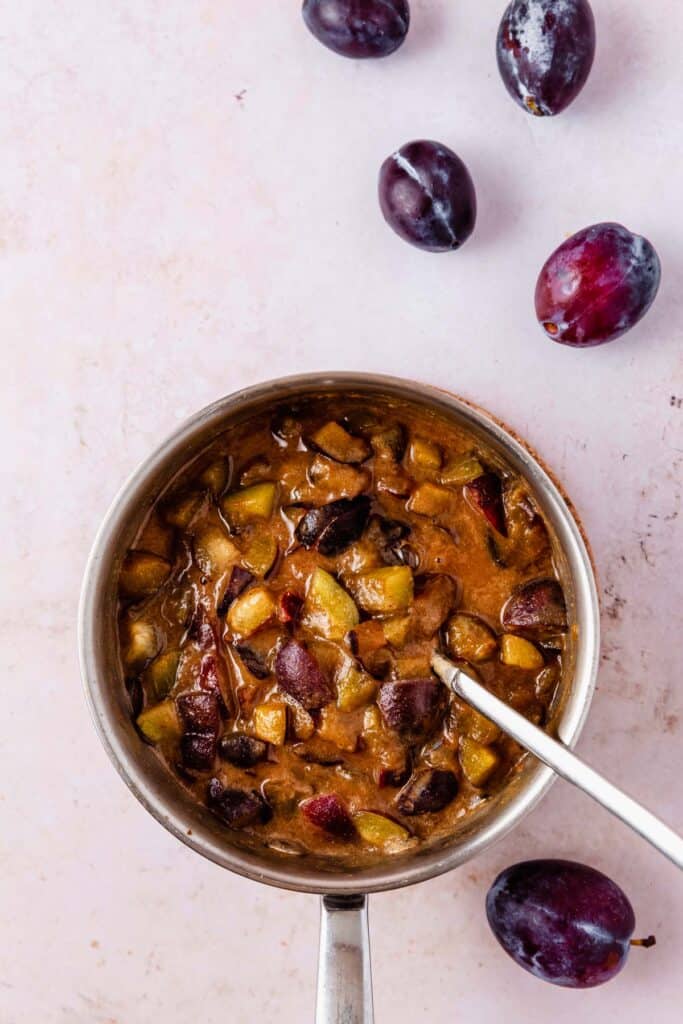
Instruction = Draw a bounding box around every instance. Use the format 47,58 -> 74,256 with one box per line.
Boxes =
117,396 -> 569,866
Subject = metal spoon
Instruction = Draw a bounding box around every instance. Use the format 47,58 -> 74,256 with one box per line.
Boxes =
431,653 -> 683,870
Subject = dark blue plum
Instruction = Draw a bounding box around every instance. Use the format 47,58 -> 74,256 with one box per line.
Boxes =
486,860 -> 639,988
302,0 -> 410,59
497,0 -> 596,116
378,141 -> 477,253
535,223 -> 661,347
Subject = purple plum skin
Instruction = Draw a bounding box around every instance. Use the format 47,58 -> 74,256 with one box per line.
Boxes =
502,578 -> 567,638
219,733 -> 268,768
296,496 -> 371,555
207,779 -> 271,828
535,223 -> 661,347
486,860 -> 636,988
176,691 -> 220,734
497,0 -> 596,117
464,473 -> 507,537
275,640 -> 335,709
181,732 -> 217,770
302,0 -> 410,59
396,769 -> 458,815
300,793 -> 356,838
379,141 -> 477,253
377,679 -> 446,739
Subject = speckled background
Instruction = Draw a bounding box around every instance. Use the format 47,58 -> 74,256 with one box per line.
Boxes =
1,2 -> 681,1021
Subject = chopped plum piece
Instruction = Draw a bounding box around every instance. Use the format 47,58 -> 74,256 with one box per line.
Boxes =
374,459 -> 413,497
123,619 -> 161,669
176,691 -> 220,734
464,473 -> 507,536
300,794 -> 356,839
501,634 -> 545,669
410,575 -> 459,638
218,566 -> 255,616
278,590 -> 304,626
242,534 -> 278,577
382,614 -> 411,648
459,737 -> 500,787
293,739 -> 346,766
197,653 -> 231,717
233,643 -> 271,679
219,732 -> 268,767
370,424 -> 407,461
502,579 -> 568,638
227,585 -> 276,638
306,455 -> 370,502
198,458 -> 230,496
275,640 -> 335,709
145,649 -> 180,700
163,491 -> 205,529
441,453 -> 485,486
181,732 -> 217,770
287,701 -> 316,740
462,707 -> 501,745
222,482 -> 277,528
193,526 -> 240,577
309,422 -> 370,464
407,482 -> 452,517
396,769 -> 458,815
377,678 -> 446,739
119,551 -> 171,600
302,567 -> 359,640
407,437 -> 442,477
187,605 -> 219,649
446,614 -> 498,663
336,665 -> 377,712
208,779 -> 271,828
353,566 -> 414,614
354,811 -> 411,848
296,496 -> 371,556
295,506 -> 330,549
253,702 -> 288,746
136,700 -> 181,743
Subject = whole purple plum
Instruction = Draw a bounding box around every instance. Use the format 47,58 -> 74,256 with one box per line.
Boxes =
497,0 -> 596,116
535,223 -> 661,347
302,0 -> 410,59
379,141 -> 477,253
486,860 -> 654,988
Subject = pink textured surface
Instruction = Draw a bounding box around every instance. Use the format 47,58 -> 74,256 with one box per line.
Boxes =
1,2 -> 681,1021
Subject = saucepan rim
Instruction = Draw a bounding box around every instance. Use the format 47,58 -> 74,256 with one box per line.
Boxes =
78,372 -> 600,895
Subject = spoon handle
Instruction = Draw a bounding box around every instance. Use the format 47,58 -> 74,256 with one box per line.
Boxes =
432,654 -> 683,871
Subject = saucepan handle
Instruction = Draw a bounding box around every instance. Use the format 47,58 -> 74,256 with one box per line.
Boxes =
316,894 -> 374,1024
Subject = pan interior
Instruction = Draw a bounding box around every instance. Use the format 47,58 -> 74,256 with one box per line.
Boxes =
79,373 -> 599,895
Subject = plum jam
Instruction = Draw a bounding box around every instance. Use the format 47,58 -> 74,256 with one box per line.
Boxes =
117,397 -> 568,865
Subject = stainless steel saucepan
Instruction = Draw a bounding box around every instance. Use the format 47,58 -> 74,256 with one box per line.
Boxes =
78,372 -> 600,1023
